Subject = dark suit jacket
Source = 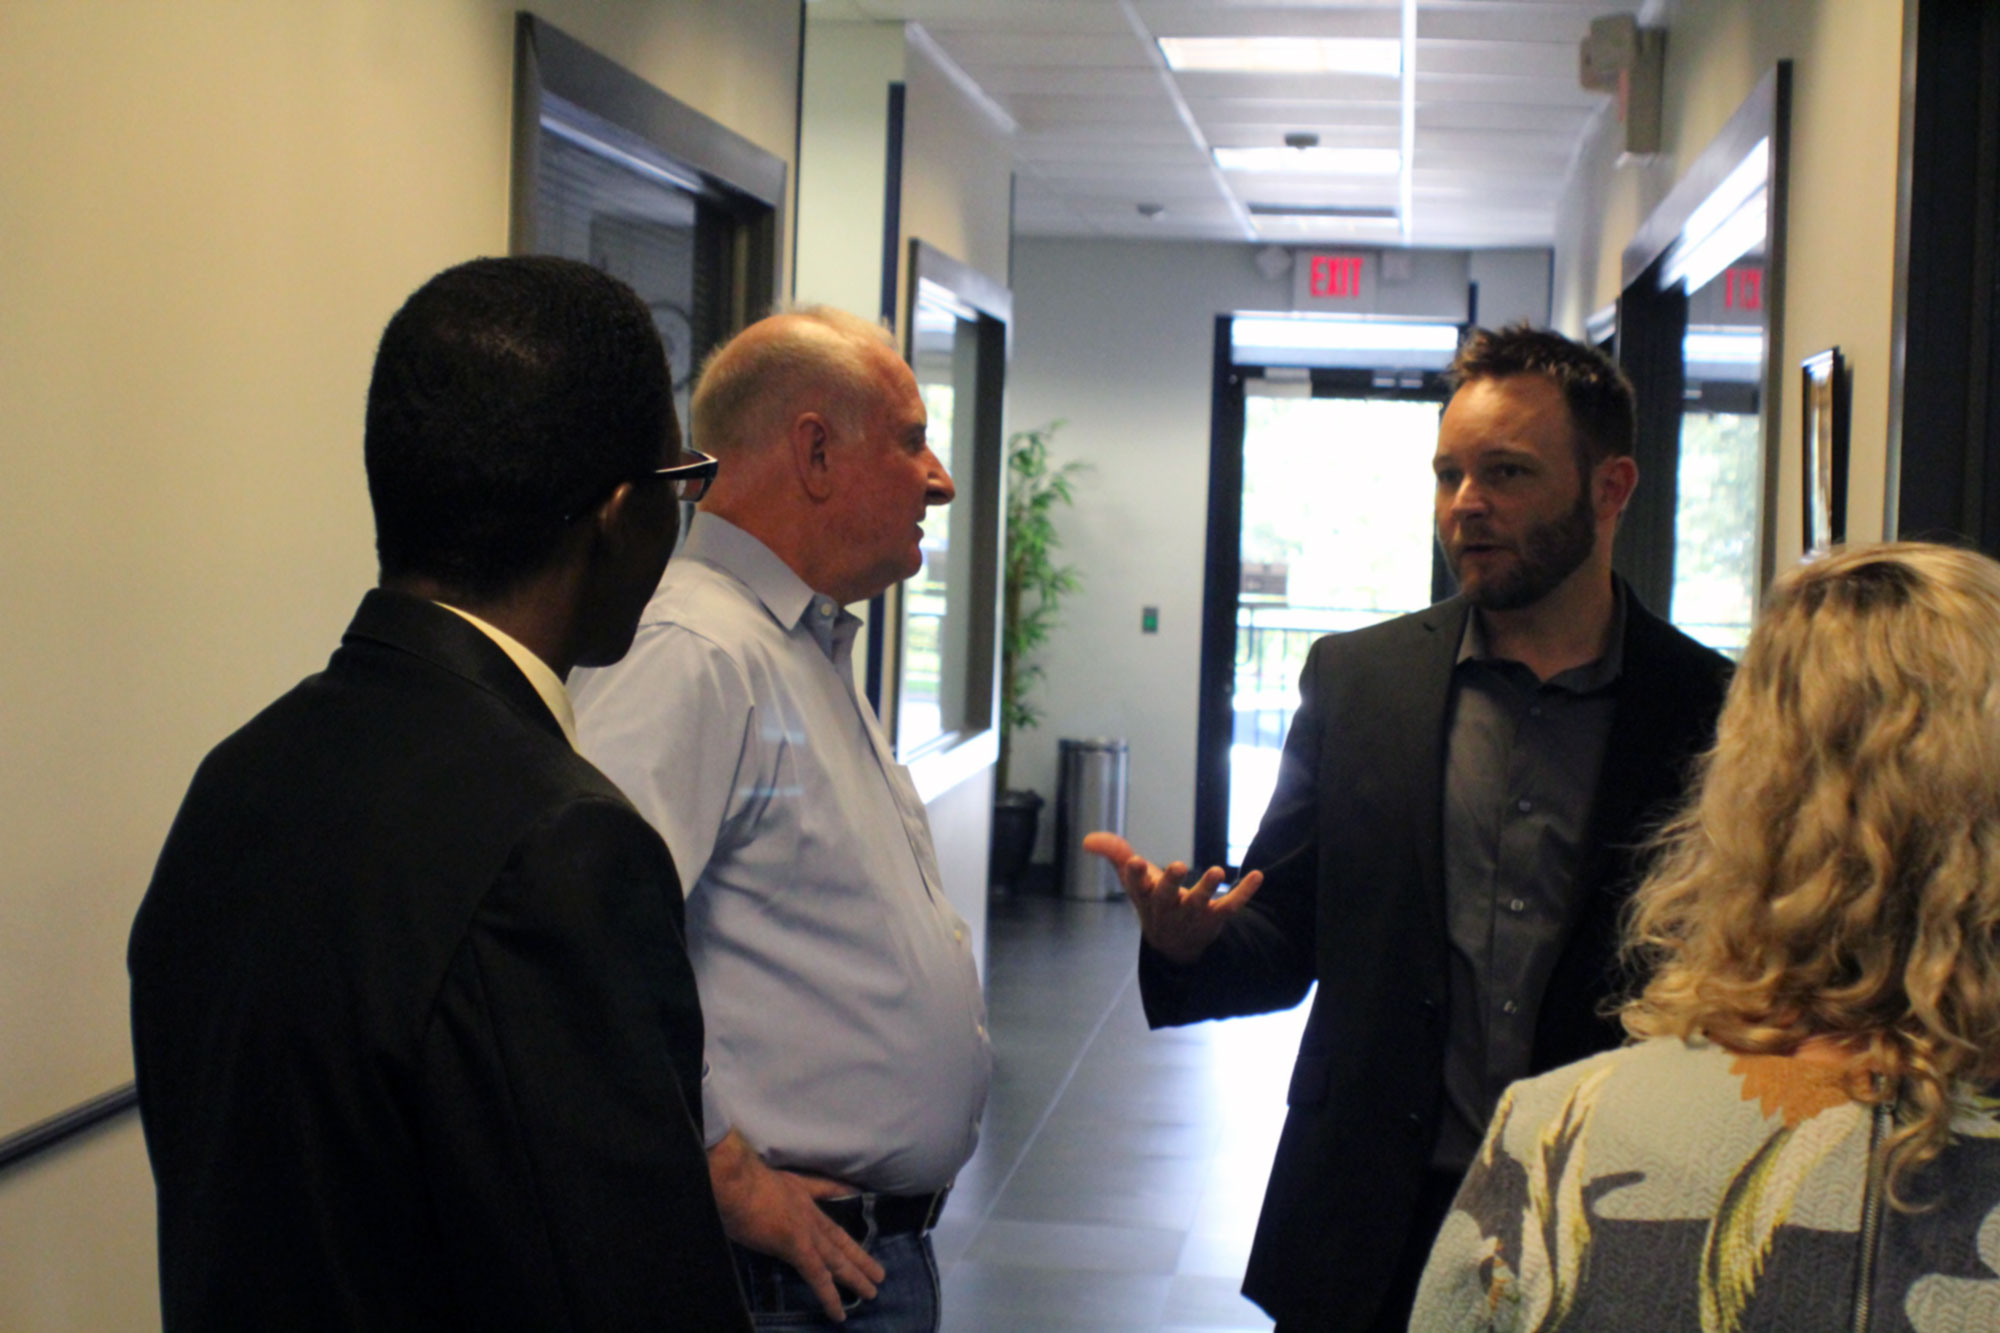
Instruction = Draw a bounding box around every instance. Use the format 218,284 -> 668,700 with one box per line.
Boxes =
129,590 -> 748,1331
1140,589 -> 1731,1330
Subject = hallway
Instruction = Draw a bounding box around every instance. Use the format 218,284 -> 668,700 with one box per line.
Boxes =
936,893 -> 1306,1331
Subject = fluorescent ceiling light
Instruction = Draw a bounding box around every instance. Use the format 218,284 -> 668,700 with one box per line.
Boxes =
1215,146 -> 1401,175
1159,36 -> 1402,77
1251,216 -> 1402,238
1248,203 -> 1399,219
1232,315 -> 1461,355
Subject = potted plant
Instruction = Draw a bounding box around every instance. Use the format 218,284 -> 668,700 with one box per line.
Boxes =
991,421 -> 1086,891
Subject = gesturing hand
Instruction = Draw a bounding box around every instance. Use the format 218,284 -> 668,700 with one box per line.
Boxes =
1082,832 -> 1263,966
707,1129 -> 886,1323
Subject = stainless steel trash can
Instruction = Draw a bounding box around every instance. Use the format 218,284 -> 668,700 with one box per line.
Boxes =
1056,737 -> 1129,901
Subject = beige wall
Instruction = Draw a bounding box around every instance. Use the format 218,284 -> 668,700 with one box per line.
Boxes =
898,27 -> 1014,293
1554,0 -> 1906,570
0,3 -> 799,1327
795,18 -> 1015,310
795,19 -> 904,318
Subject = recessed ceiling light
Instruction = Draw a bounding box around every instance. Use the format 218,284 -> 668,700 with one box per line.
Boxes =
1214,146 -> 1401,175
1158,36 -> 1402,78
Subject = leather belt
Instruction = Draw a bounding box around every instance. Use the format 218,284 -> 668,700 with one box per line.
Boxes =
816,1187 -> 950,1244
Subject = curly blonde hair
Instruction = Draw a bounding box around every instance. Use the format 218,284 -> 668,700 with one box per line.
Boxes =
1622,542 -> 2000,1200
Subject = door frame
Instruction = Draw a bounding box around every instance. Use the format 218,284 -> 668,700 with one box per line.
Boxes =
1192,320 -> 1454,871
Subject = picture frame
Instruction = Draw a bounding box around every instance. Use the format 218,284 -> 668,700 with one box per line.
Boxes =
1801,347 -> 1848,552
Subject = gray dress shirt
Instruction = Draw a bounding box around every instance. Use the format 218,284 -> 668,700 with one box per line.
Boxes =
1433,592 -> 1624,1170
572,514 -> 992,1194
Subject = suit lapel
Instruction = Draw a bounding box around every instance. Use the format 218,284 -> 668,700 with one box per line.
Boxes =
1404,598 -> 1472,924
1585,596 -> 1684,870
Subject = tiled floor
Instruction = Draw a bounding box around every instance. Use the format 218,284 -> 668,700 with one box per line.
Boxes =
936,892 -> 1307,1332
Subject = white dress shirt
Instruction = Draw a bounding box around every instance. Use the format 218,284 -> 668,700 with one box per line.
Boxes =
436,602 -> 577,748
572,514 -> 991,1194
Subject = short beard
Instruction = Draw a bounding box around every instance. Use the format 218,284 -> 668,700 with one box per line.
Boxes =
1449,481 -> 1596,612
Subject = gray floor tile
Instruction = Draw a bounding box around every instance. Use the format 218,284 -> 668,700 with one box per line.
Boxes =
989,1179 -> 1205,1230
1162,1274 -> 1275,1329
965,1219 -> 1185,1275
943,1263 -> 1170,1330
941,893 -> 1307,1332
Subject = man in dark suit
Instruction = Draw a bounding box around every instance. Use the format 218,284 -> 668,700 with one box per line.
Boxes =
1088,326 -> 1732,1331
128,257 -> 748,1330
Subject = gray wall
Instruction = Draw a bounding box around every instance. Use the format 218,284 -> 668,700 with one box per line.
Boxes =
1006,238 -> 1549,865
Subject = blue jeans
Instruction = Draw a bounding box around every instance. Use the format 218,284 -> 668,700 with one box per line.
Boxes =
732,1229 -> 940,1332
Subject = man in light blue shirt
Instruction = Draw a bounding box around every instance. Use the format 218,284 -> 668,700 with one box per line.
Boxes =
573,308 -> 991,1331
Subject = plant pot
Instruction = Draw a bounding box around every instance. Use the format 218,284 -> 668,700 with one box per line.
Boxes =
989,788 -> 1044,892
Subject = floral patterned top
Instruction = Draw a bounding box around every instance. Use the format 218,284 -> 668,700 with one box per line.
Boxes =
1411,1038 -> 2000,1332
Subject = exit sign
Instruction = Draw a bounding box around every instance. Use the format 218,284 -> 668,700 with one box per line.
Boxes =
1724,266 -> 1762,311
1292,250 -> 1377,310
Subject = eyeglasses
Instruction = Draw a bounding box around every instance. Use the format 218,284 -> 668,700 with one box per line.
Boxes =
564,448 -> 719,523
647,448 -> 719,503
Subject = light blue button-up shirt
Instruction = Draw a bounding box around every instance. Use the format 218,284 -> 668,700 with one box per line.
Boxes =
572,514 -> 991,1193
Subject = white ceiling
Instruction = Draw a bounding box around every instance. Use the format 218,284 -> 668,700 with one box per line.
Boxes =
807,0 -> 1650,250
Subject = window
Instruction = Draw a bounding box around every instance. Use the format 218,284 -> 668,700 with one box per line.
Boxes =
892,242 -> 1006,761
511,14 -> 783,430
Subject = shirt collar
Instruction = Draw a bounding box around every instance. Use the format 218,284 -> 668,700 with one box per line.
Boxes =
1455,579 -> 1627,692
435,602 -> 580,748
683,512 -> 858,664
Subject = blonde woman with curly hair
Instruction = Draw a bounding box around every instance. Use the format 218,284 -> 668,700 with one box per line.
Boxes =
1413,542 -> 2000,1333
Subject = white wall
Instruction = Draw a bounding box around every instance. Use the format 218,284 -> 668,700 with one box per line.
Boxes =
1006,238 -> 1549,866
0,3 -> 799,1326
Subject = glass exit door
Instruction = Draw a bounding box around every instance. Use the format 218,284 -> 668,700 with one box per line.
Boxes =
1194,316 -> 1461,870
1228,387 -> 1444,864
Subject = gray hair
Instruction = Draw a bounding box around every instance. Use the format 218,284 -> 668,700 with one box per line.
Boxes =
690,306 -> 898,456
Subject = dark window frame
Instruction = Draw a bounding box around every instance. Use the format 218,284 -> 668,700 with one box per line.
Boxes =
1890,3 -> 2000,548
510,14 -> 785,329
889,239 -> 1009,769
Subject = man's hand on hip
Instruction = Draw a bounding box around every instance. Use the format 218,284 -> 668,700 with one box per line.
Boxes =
707,1129 -> 886,1323
1083,832 -> 1264,967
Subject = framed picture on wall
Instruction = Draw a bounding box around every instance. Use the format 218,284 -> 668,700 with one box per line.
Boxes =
1802,347 -> 1848,552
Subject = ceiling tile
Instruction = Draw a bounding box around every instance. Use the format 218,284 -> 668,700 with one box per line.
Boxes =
858,0 -> 1135,34
922,32 -> 1155,67
812,0 -> 1642,246
971,67 -> 1177,99
1136,3 -> 1403,40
